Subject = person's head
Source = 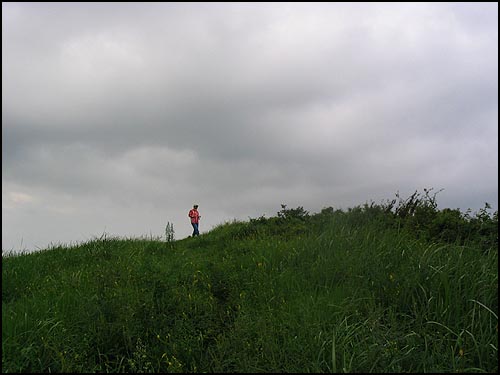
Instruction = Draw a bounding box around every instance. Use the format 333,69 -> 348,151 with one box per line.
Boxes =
193,204 -> 198,209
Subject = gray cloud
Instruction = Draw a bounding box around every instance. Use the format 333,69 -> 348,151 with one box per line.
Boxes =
2,2 -> 498,252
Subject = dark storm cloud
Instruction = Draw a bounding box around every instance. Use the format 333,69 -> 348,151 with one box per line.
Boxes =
2,2 -> 498,252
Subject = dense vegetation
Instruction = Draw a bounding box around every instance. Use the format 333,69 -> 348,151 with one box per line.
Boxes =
2,190 -> 498,373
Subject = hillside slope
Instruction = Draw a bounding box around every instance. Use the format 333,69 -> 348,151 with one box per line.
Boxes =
2,199 -> 498,372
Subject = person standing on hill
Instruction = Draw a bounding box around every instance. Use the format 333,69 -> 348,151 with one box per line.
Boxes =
188,204 -> 201,236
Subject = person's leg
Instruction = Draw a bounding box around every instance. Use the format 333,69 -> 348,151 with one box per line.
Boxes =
192,223 -> 197,236
194,223 -> 199,236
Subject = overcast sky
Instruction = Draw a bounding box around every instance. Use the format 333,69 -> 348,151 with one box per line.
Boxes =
2,2 -> 498,253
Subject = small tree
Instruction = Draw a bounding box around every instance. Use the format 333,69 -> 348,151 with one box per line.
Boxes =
277,204 -> 310,221
165,222 -> 175,243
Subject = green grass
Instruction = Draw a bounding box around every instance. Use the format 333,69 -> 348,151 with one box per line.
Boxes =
2,201 -> 498,373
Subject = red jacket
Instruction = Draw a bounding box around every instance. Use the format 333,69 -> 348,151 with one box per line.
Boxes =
188,209 -> 200,224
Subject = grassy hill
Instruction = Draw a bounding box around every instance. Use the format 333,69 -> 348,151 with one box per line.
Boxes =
2,192 -> 498,372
